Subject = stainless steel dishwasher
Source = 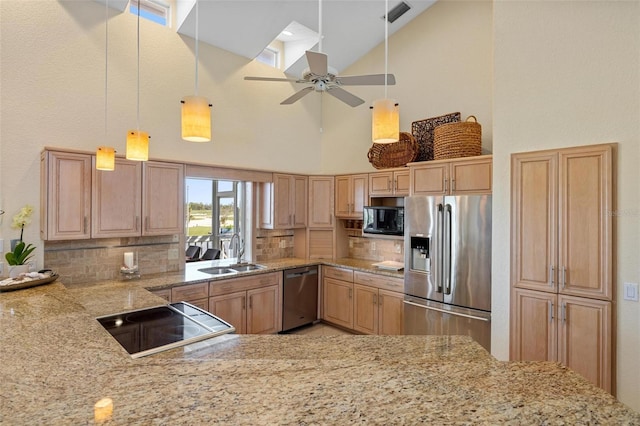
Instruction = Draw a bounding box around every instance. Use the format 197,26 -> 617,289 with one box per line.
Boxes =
282,265 -> 318,331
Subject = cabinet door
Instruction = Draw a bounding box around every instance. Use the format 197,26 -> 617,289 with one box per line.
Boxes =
558,145 -> 613,300
334,176 -> 352,217
511,151 -> 558,293
41,151 -> 91,240
292,175 -> 307,228
378,289 -> 404,335
558,295 -> 611,392
451,158 -> 492,194
369,172 -> 393,197
308,176 -> 334,227
351,174 -> 369,218
322,277 -> 353,329
209,291 -> 246,334
393,170 -> 410,196
247,284 -> 280,334
510,288 -> 557,362
142,161 -> 184,236
273,174 -> 292,228
410,163 -> 448,196
92,158 -> 142,238
353,284 -> 378,334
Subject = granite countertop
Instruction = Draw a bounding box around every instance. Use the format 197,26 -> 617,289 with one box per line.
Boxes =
1,264 -> 639,424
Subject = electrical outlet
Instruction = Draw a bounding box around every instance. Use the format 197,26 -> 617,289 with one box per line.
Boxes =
623,282 -> 639,302
349,239 -> 354,249
279,240 -> 286,249
0,262 -> 4,275
371,242 -> 376,251
172,234 -> 179,242
394,241 -> 402,254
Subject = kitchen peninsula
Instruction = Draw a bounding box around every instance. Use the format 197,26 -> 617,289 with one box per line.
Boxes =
1,265 -> 638,425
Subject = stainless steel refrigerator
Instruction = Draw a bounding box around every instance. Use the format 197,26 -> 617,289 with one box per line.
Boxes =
403,195 -> 492,351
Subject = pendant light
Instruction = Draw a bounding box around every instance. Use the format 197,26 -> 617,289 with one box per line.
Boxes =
371,0 -> 399,144
126,0 -> 150,161
181,0 -> 212,142
96,0 -> 115,171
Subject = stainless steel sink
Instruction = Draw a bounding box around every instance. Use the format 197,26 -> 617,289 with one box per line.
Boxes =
229,264 -> 266,272
198,267 -> 238,276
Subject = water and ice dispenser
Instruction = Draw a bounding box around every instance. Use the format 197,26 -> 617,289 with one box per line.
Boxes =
410,236 -> 430,273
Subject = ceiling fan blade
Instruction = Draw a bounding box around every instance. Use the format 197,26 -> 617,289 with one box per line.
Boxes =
281,86 -> 314,105
305,50 -> 328,76
336,73 -> 396,86
245,76 -> 303,83
326,86 -> 365,107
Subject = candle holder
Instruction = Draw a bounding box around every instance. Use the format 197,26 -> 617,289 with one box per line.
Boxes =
120,251 -> 140,280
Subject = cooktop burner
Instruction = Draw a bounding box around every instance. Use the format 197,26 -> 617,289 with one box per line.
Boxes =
97,302 -> 235,358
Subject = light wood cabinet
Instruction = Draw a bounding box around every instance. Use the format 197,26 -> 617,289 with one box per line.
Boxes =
353,271 -> 404,335
510,144 -> 615,393
410,155 -> 492,196
378,289 -> 404,335
260,174 -> 307,229
369,169 -> 410,197
323,276 -> 354,329
353,283 -> 378,334
511,288 -> 612,392
335,174 -> 368,218
172,282 -> 209,312
142,161 -> 185,236
209,272 -> 281,334
40,151 -> 91,240
308,176 -> 334,227
150,288 -> 172,303
92,158 -> 142,238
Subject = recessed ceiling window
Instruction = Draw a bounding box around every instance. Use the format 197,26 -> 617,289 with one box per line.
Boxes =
130,0 -> 170,27
256,47 -> 279,68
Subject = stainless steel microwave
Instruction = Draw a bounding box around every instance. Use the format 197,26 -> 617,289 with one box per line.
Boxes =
363,206 -> 404,236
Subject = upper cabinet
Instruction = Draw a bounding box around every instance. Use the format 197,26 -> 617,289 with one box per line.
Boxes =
368,169 -> 410,197
511,144 -> 613,300
308,176 -> 334,228
260,173 -> 307,229
335,174 -> 368,219
410,155 -> 492,196
41,151 -> 92,240
42,150 -> 184,240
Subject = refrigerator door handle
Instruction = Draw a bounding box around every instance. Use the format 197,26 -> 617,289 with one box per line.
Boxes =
444,204 -> 452,295
436,203 -> 444,293
403,300 -> 490,322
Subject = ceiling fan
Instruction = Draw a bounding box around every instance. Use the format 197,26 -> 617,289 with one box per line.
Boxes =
243,0 -> 395,107
245,51 -> 395,107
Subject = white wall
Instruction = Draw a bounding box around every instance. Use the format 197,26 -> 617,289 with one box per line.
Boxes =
493,0 -> 640,411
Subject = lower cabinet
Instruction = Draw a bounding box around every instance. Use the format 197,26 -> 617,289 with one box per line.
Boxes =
322,266 -> 403,335
209,272 -> 281,334
150,288 -> 171,303
511,288 -> 612,392
171,282 -> 209,311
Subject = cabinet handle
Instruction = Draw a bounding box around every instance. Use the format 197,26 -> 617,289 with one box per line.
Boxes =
349,288 -> 352,299
379,295 -> 383,306
549,265 -> 555,287
387,179 -> 391,191
373,294 -> 377,305
393,179 -> 397,192
444,179 -> 448,192
562,303 -> 566,322
452,178 -> 456,192
549,301 -> 554,323
561,266 -> 566,289
249,295 -> 253,309
242,296 -> 246,310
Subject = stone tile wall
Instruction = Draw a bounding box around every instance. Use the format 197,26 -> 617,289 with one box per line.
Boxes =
254,229 -> 294,261
348,236 -> 404,263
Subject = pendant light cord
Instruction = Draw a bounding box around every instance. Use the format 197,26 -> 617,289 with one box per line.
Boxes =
104,0 -> 109,137
136,0 -> 140,131
384,0 -> 388,99
195,0 -> 199,95
318,0 -> 323,53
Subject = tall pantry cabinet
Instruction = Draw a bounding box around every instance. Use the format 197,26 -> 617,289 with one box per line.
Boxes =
510,143 -> 615,393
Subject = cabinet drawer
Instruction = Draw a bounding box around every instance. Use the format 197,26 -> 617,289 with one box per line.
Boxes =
354,271 -> 403,292
209,272 -> 280,297
150,288 -> 171,302
323,266 -> 354,282
171,282 -> 209,301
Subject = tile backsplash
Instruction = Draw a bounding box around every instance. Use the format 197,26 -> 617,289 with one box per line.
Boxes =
44,236 -> 181,285
348,236 -> 404,263
254,229 -> 294,261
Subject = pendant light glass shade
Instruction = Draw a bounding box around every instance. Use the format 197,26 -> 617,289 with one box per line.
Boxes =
372,98 -> 399,143
96,146 -> 115,171
181,95 -> 211,142
126,130 -> 149,161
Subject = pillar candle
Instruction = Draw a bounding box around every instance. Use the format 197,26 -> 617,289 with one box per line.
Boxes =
124,252 -> 134,269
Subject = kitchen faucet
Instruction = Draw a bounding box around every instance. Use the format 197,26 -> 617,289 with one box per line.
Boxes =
230,233 -> 244,265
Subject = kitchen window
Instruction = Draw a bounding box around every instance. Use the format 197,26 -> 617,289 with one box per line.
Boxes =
186,178 -> 250,260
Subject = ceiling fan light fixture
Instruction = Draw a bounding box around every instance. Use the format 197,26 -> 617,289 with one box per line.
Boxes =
96,146 -> 116,171
126,130 -> 149,161
181,96 -> 212,142
372,98 -> 399,143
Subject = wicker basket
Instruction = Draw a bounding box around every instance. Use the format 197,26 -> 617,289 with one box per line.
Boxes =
433,115 -> 482,160
411,112 -> 461,161
367,132 -> 418,169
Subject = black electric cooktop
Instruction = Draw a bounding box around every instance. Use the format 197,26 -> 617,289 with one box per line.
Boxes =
97,302 -> 235,358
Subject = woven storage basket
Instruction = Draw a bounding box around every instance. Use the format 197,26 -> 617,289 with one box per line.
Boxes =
367,132 -> 418,169
433,115 -> 482,160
